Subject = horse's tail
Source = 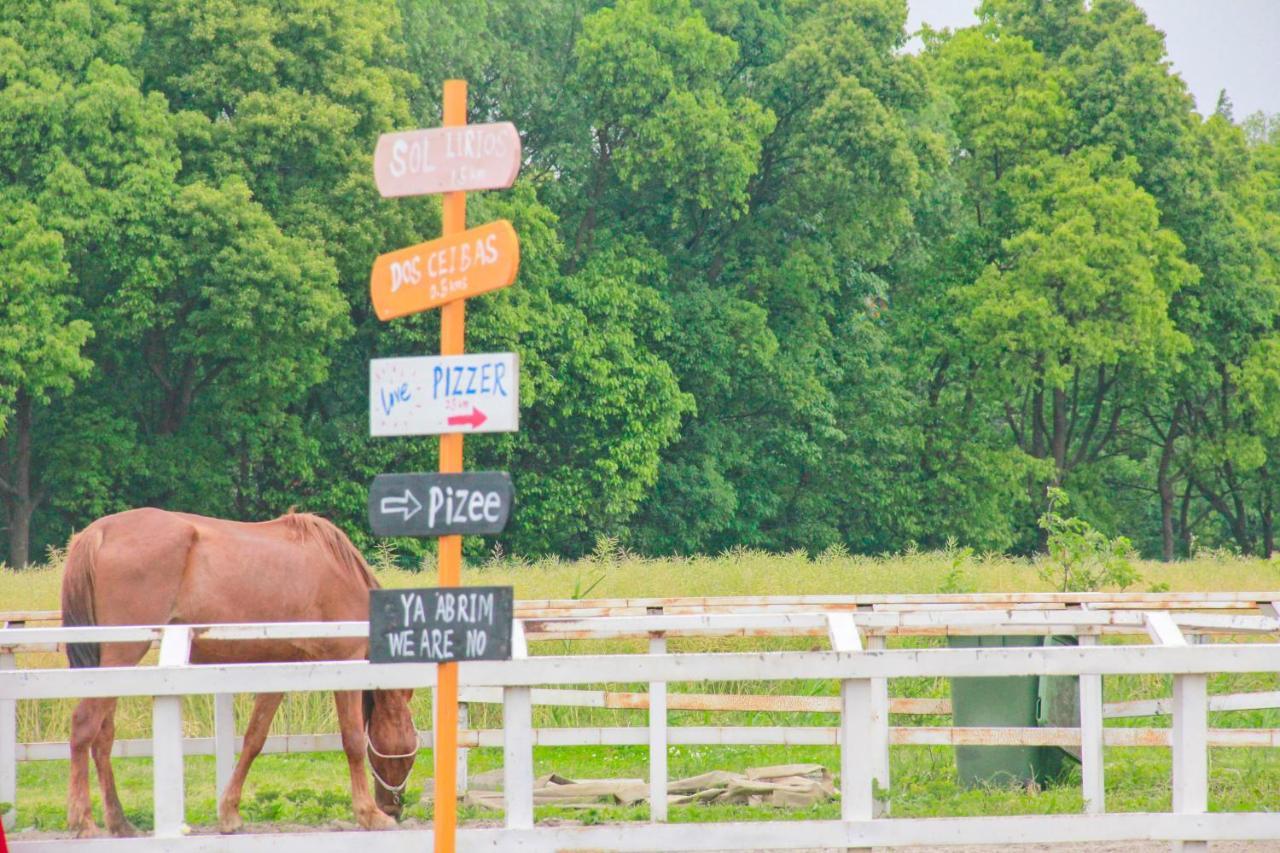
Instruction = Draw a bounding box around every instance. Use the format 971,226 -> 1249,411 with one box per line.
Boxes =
62,526 -> 102,669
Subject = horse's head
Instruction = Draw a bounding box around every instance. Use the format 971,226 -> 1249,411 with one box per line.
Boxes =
363,689 -> 418,819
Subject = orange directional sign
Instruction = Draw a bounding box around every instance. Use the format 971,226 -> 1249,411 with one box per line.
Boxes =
370,220 -> 519,321
374,122 -> 521,197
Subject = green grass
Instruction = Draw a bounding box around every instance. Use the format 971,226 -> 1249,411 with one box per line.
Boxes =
18,745 -> 1280,831
6,546 -> 1280,831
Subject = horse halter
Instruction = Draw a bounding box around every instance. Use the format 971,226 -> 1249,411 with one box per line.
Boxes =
365,721 -> 417,803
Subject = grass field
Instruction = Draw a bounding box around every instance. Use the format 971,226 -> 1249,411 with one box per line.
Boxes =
5,545 -> 1280,833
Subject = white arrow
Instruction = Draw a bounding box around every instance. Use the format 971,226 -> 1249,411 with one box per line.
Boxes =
380,489 -> 422,521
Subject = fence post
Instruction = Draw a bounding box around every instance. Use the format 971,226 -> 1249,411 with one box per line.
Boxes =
503,620 -> 533,830
1077,634 -> 1105,814
829,613 -> 873,852
213,693 -> 235,800
1,620 -> 19,831
1147,613 -> 1207,853
648,605 -> 668,823
457,701 -> 470,796
863,618 -> 890,818
153,626 -> 191,838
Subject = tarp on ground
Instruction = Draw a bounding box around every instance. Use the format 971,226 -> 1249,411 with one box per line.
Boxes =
462,764 -> 836,810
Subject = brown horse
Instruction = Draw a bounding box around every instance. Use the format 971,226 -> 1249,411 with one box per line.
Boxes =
60,508 -> 418,837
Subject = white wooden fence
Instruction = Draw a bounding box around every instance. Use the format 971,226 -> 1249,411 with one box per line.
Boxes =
3,600 -> 1280,850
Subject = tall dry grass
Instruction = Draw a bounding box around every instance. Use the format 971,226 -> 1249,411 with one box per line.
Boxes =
5,541 -> 1280,743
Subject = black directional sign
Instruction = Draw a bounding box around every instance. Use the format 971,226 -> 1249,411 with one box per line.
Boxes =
369,586 -> 514,663
369,471 -> 513,537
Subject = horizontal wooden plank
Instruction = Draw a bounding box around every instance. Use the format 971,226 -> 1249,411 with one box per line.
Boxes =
8,589 -> 1280,628
20,723 -> 1280,762
9,643 -> 1280,700
3,608 -> 1271,654
462,685 -> 955,714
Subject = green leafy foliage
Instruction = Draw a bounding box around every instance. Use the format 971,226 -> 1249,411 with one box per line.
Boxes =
1037,488 -> 1139,592
3,0 -> 1280,563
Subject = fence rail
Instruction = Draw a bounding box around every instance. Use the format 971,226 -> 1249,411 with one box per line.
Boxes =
3,598 -> 1280,850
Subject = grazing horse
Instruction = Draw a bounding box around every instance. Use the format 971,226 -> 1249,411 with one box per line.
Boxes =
60,508 -> 418,837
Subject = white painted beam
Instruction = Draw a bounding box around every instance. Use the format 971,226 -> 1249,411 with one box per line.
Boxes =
12,812 -> 1280,852
213,693 -> 236,800
0,646 -> 15,830
153,627 -> 190,838
456,701 -> 469,797
13,643 -> 1280,702
1145,612 -> 1186,647
648,631 -> 668,822
503,620 -> 533,830
1150,614 -> 1208,853
866,632 -> 890,818
1077,635 -> 1105,814
829,612 -> 874,852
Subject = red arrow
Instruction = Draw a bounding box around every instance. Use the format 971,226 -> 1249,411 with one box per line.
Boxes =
447,407 -> 487,429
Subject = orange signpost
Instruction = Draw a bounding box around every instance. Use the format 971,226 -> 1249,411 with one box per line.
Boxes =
369,219 -> 519,321
373,122 -> 521,197
369,80 -> 521,853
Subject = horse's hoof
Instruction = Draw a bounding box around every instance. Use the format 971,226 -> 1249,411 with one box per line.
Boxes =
108,819 -> 139,838
218,811 -> 244,834
74,822 -> 104,839
359,810 -> 397,831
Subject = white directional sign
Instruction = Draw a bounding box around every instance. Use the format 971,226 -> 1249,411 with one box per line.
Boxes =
370,352 -> 519,437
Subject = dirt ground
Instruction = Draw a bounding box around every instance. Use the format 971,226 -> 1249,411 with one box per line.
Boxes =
9,824 -> 1277,851
870,840 -> 1269,845
15,840 -> 1278,851
477,838 -> 1277,852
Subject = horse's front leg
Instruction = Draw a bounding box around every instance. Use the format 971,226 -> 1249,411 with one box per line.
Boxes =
334,690 -> 395,830
218,692 -> 283,834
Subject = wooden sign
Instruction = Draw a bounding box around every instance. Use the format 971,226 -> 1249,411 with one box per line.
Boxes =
374,122 -> 521,197
370,352 -> 519,436
370,220 -> 519,321
369,586 -> 514,664
369,472 -> 513,537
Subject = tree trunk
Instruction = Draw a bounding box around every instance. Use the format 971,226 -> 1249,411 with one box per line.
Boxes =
1157,408 -> 1180,562
1029,381 -> 1049,552
1051,386 -> 1068,481
1178,479 -> 1194,557
1225,467 -> 1252,556
6,498 -> 33,570
1,391 -> 36,568
1030,382 -> 1046,460
1263,490 -> 1275,559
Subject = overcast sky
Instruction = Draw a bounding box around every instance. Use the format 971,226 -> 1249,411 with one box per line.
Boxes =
905,0 -> 1280,119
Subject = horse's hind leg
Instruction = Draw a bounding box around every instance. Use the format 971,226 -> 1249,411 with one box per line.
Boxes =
334,690 -> 395,830
89,700 -> 136,836
218,692 -> 283,834
67,641 -> 149,837
67,697 -> 114,837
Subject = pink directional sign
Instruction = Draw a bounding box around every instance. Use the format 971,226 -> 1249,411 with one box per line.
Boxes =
374,122 -> 521,197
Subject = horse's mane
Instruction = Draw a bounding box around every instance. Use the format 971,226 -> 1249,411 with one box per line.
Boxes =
279,512 -> 380,590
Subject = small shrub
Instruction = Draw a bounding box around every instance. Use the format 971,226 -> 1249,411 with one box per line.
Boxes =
816,542 -> 851,562
940,538 -> 975,594
370,540 -> 399,574
1037,488 -> 1140,592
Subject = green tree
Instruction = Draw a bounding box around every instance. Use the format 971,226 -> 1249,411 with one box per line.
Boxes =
956,149 -> 1194,491
0,0 -> 176,565
0,202 -> 92,566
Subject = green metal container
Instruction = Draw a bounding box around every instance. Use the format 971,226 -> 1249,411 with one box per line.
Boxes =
948,635 -> 1078,788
